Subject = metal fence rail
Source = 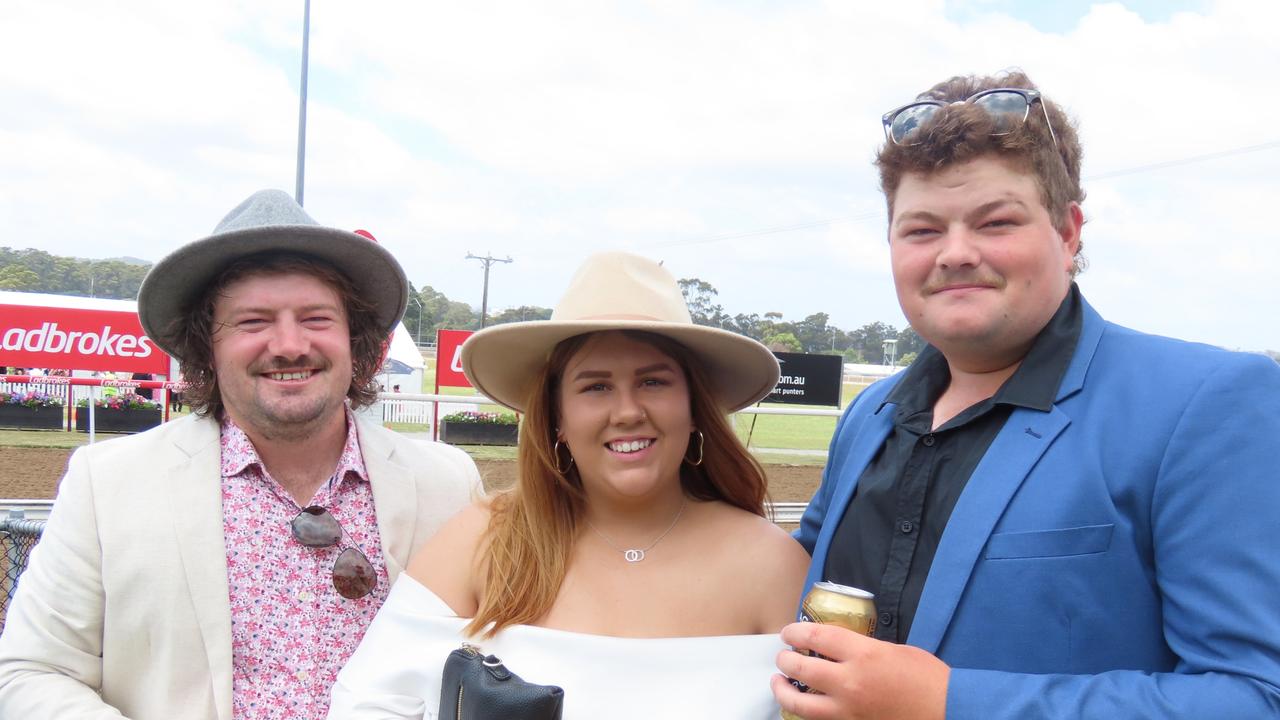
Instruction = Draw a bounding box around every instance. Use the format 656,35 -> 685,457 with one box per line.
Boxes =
1,510 -> 46,633
0,496 -> 808,628
769,502 -> 807,525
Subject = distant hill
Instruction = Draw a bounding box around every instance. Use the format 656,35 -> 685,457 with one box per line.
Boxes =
0,247 -> 149,300
103,256 -> 152,267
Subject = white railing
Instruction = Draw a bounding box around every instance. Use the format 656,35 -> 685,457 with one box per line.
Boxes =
769,502 -> 807,524
0,500 -> 54,521
381,398 -> 433,424
0,499 -> 805,527
378,393 -> 847,420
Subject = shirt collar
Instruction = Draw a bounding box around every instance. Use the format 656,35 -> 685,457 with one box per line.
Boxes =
219,406 -> 370,491
881,283 -> 1084,416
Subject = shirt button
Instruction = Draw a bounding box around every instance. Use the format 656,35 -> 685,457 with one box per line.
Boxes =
921,435 -> 935,447
297,590 -> 313,602
296,670 -> 310,683
899,520 -> 914,534
879,611 -> 894,627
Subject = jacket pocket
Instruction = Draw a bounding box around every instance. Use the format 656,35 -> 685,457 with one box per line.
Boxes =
984,523 -> 1114,559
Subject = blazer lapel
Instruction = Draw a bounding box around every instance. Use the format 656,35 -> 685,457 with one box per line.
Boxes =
162,416 -> 233,720
908,407 -> 1069,652
358,420 -> 418,580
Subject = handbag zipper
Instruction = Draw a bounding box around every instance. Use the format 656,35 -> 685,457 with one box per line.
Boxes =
456,644 -> 479,720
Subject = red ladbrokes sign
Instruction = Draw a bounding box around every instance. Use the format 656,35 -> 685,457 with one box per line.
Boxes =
0,303 -> 169,374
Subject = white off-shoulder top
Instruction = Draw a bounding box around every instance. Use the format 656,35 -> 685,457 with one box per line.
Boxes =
328,575 -> 786,719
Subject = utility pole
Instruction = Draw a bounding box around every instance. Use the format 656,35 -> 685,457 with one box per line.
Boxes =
465,252 -> 512,328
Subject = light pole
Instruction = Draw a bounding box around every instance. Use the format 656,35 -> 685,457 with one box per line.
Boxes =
407,294 -> 424,346
295,0 -> 311,205
465,252 -> 512,328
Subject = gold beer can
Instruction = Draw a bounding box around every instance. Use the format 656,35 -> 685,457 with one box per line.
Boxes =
780,581 -> 876,720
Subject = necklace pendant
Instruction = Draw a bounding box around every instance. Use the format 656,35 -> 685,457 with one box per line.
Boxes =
624,549 -> 645,563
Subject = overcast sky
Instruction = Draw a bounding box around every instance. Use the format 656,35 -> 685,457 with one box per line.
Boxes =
3,0 -> 1277,352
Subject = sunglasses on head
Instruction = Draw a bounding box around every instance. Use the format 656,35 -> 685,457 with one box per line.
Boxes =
291,505 -> 376,600
882,87 -> 1059,149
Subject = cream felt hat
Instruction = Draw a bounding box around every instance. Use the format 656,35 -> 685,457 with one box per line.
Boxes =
138,189 -> 408,360
461,251 -> 779,413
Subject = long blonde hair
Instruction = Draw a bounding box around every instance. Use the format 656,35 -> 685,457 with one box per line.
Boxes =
465,330 -> 771,637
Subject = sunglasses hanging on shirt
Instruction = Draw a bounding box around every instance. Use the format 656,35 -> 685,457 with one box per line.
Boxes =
290,505 -> 377,600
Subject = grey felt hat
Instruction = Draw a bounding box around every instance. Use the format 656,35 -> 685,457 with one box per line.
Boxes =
137,189 -> 408,360
461,251 -> 780,413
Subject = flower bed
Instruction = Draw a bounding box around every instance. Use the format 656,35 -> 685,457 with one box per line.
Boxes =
75,394 -> 163,434
0,390 -> 66,430
439,411 -> 519,446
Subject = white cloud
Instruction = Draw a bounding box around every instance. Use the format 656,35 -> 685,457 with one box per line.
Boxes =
1,0 -> 1277,350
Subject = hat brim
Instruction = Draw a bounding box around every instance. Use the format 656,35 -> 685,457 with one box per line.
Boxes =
461,320 -> 780,413
138,224 -> 408,360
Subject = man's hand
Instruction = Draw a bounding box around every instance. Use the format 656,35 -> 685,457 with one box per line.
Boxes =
772,621 -> 950,720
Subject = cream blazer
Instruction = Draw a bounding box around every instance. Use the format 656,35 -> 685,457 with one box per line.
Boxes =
0,413 -> 482,720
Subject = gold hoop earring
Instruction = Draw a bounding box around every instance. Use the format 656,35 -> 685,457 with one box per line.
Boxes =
553,439 -> 575,474
684,430 -> 704,466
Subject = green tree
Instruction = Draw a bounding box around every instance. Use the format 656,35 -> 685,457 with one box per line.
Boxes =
897,327 -> 926,356
792,312 -> 833,354
850,321 -> 898,364
0,247 -> 149,298
488,305 -> 553,325
762,331 -> 802,352
678,277 -> 730,328
0,266 -> 40,290
728,312 -> 764,340
438,301 -> 479,332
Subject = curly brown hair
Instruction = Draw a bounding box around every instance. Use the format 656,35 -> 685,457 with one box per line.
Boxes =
876,70 -> 1087,274
162,252 -> 387,419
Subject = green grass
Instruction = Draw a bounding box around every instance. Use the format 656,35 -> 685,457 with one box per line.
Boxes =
734,412 -> 837,452
422,349 -> 864,458
0,428 -> 94,449
2,356 -> 864,468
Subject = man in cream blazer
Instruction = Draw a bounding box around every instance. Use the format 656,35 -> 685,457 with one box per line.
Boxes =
0,190 -> 481,719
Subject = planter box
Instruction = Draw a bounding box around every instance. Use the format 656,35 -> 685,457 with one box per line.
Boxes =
75,407 -> 162,434
440,421 -> 519,446
0,404 -> 65,430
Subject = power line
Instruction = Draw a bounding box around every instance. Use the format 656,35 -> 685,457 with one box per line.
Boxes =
663,139 -> 1280,247
1084,140 -> 1280,181
652,209 -> 884,249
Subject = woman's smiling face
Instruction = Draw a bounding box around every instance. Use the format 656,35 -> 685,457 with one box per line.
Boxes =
556,331 -> 694,504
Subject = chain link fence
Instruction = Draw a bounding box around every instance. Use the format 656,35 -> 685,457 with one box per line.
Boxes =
1,513 -> 46,633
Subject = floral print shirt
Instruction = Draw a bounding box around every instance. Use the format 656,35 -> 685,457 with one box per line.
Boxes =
221,411 -> 390,719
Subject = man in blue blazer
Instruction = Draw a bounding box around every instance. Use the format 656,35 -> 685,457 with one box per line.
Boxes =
772,71 -> 1280,719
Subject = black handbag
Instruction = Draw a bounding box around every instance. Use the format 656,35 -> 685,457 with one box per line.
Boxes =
439,643 -> 565,720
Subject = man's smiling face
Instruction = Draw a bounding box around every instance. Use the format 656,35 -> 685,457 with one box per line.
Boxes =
889,155 -> 1081,370
211,271 -> 353,440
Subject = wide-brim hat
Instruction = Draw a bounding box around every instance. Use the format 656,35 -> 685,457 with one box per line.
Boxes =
461,251 -> 779,413
138,189 -> 408,360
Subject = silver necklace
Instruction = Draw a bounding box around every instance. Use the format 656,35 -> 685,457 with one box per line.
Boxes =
585,499 -> 687,563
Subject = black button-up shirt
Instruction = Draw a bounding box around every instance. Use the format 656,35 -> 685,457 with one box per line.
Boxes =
823,285 -> 1083,643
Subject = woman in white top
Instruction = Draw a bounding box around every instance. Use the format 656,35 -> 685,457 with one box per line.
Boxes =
330,252 -> 810,719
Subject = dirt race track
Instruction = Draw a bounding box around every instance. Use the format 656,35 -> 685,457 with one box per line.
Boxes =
0,446 -> 825,503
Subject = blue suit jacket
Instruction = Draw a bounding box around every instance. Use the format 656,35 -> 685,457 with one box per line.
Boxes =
796,299 -> 1280,717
